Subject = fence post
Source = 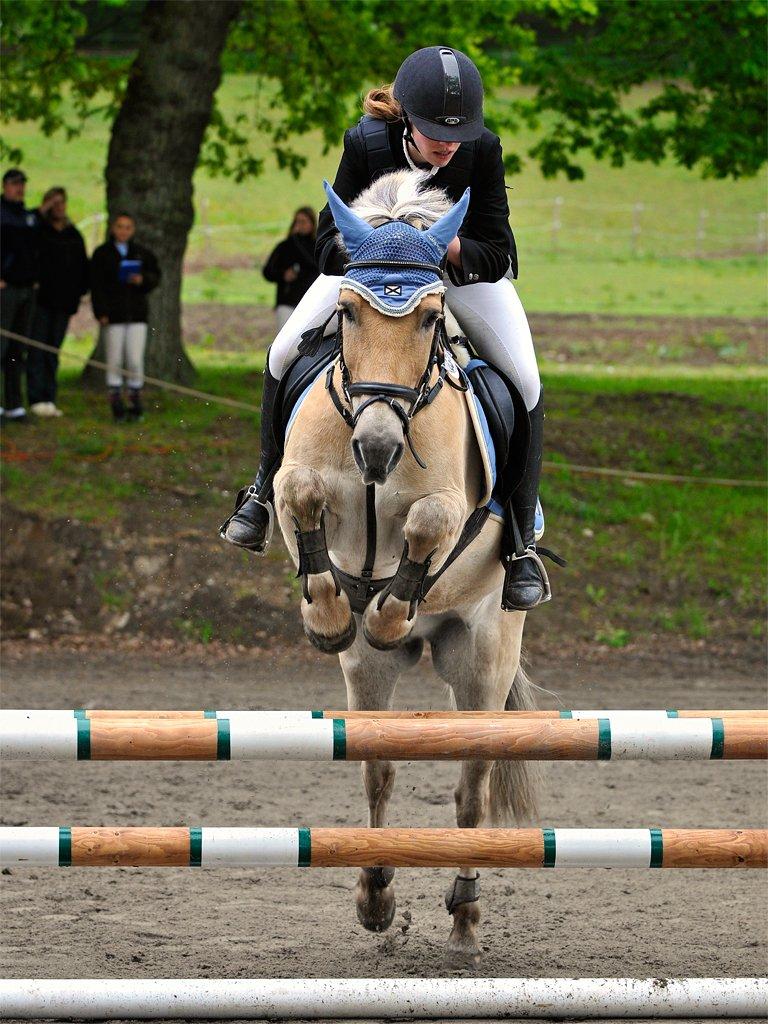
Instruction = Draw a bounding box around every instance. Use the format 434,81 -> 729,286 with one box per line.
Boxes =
631,202 -> 644,257
696,208 -> 708,258
551,196 -> 563,254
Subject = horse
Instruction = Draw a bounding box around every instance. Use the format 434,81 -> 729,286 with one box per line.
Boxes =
273,169 -> 538,965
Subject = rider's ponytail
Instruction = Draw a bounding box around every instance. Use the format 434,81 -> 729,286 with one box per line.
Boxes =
362,84 -> 403,122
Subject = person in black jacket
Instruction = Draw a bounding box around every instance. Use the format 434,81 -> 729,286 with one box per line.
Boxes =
262,207 -> 319,332
27,187 -> 89,417
223,47 -> 550,612
90,213 -> 160,422
0,168 -> 46,422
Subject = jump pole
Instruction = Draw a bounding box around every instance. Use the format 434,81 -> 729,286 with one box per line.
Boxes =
2,715 -> 766,761
1,978 -> 766,1019
1,827 -> 765,868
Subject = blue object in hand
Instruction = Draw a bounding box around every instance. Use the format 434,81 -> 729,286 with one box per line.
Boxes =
118,258 -> 142,284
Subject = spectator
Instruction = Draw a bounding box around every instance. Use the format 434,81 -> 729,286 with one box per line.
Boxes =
262,207 -> 319,331
90,212 -> 160,422
28,187 -> 89,418
0,168 -> 48,423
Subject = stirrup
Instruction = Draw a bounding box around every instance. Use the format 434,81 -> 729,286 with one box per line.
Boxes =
501,548 -> 552,611
218,485 -> 275,556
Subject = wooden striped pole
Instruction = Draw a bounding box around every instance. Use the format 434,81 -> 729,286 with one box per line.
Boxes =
1,977 -> 766,1019
7,707 -> 765,720
1,827 -> 765,869
1,714 -> 765,761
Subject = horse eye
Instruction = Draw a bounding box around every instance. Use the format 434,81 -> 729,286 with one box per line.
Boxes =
422,312 -> 440,330
339,305 -> 355,322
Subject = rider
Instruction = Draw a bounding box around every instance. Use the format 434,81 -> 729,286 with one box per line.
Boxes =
223,46 -> 549,611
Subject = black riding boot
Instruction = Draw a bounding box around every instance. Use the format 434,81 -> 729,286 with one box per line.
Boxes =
220,362 -> 281,554
501,393 -> 551,611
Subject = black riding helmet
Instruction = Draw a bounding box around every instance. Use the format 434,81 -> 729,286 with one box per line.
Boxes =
393,46 -> 484,143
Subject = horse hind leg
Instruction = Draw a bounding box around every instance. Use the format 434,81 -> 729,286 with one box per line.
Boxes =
276,465 -> 355,653
339,637 -> 421,933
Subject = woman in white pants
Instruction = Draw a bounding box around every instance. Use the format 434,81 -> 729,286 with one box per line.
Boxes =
224,46 -> 549,611
90,213 -> 160,422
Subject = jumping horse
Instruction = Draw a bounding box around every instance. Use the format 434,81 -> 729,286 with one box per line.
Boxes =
273,170 -> 538,965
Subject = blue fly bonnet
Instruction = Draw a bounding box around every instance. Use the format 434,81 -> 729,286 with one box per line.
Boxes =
323,179 -> 470,316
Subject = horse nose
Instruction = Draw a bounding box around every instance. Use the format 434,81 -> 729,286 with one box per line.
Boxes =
352,437 -> 403,485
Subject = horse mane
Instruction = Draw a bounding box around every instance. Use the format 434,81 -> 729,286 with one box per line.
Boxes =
349,169 -> 453,230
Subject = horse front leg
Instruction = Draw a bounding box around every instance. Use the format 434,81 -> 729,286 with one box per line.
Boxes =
275,465 -> 356,653
362,490 -> 464,650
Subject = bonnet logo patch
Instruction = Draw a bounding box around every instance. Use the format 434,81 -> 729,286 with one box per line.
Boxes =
384,284 -> 402,296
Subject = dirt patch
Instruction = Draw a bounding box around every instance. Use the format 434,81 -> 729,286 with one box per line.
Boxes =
66,304 -> 768,366
1,645 -> 765,996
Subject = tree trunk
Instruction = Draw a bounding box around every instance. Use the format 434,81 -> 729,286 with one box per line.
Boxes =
86,0 -> 241,384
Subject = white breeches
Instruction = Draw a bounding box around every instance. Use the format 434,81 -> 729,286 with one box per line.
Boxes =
104,322 -> 147,390
267,273 -> 541,411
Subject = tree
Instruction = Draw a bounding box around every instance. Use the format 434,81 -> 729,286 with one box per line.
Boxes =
2,0 -> 765,381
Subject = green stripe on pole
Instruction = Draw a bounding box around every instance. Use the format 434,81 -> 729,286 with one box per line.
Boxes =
298,828 -> 311,867
332,719 -> 347,760
559,710 -> 573,718
311,710 -> 324,719
667,709 -> 679,718
189,827 -> 202,867
216,720 -> 231,761
710,718 -> 725,759
649,828 -> 663,868
542,828 -> 556,867
74,709 -> 86,720
58,827 -> 72,867
203,710 -> 216,719
76,719 -> 91,760
597,719 -> 611,760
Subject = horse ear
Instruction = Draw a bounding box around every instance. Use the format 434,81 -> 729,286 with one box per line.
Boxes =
323,180 -> 374,256
425,188 -> 471,253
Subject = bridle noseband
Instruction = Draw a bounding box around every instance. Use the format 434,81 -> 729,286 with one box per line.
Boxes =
325,257 -> 466,469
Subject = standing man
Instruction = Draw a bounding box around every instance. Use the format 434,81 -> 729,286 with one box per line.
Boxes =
0,168 -> 43,422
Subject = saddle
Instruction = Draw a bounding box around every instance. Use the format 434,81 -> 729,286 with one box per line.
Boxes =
273,332 -> 339,452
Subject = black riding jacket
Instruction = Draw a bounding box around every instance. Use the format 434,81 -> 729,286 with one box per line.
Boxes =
315,116 -> 517,286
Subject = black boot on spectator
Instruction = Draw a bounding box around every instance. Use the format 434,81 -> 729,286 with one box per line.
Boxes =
109,388 -> 126,423
127,387 -> 144,422
220,362 -> 281,554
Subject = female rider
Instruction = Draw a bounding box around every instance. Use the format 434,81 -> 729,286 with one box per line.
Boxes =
223,46 -> 549,611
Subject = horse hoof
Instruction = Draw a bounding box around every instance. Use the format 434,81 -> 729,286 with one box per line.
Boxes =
304,615 -> 357,654
362,622 -> 407,652
355,886 -> 397,933
443,943 -> 481,971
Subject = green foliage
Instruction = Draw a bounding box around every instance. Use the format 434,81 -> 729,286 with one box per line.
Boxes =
522,0 -> 768,179
2,0 -> 764,180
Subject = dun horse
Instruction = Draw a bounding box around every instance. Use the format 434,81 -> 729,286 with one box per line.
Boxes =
274,170 -> 538,964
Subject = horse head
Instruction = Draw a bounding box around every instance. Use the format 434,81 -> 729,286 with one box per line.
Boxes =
324,173 -> 470,485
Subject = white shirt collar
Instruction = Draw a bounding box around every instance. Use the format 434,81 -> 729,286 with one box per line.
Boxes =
402,129 -> 439,177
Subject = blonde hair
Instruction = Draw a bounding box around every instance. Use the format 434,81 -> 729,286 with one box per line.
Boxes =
362,84 -> 403,122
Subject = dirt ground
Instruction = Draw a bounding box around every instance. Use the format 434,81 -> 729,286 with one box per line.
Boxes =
1,642 -> 766,1022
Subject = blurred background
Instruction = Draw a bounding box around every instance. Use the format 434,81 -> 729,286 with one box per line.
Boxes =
1,0 -> 765,664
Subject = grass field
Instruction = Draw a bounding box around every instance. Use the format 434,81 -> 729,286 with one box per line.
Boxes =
4,76 -> 767,317
1,344 -> 764,646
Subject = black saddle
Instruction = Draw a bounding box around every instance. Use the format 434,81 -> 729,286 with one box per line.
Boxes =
463,357 -> 530,508
273,332 -> 339,452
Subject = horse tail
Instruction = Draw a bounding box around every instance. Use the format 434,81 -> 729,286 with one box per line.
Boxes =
488,661 -> 541,824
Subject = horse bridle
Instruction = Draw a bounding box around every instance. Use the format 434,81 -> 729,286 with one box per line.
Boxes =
325,257 -> 466,469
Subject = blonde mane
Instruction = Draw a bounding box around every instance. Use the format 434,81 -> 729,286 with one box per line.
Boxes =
350,169 -> 453,230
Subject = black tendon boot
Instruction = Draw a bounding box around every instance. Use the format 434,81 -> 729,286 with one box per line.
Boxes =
220,361 -> 281,553
109,387 -> 126,423
501,394 -> 559,611
126,387 -> 144,422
